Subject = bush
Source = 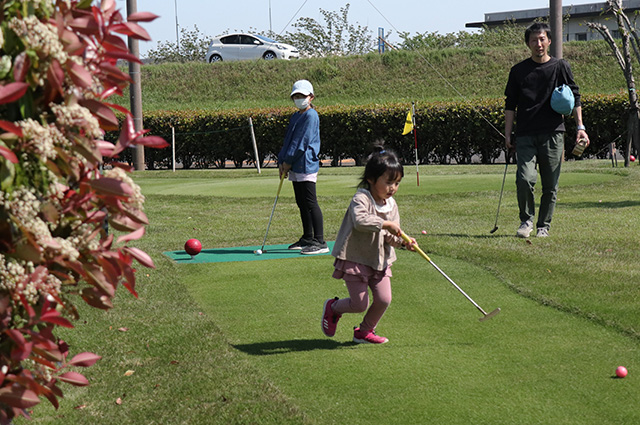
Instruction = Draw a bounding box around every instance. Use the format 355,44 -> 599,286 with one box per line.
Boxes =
112,94 -> 628,169
0,0 -> 167,422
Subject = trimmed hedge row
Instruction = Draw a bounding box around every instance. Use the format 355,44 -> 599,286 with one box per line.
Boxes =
109,94 -> 630,168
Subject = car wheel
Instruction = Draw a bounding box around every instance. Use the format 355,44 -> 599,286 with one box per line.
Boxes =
263,51 -> 277,60
209,54 -> 222,63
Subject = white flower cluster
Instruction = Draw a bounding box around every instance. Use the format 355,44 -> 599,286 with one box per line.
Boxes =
7,16 -> 68,83
0,253 -> 62,307
18,118 -> 69,160
104,167 -> 146,210
51,103 -> 103,140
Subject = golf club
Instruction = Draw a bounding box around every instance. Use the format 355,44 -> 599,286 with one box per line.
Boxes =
490,150 -> 514,234
400,232 -> 501,321
256,174 -> 285,254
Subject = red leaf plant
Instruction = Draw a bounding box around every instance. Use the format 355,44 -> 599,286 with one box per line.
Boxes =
0,1 -> 166,422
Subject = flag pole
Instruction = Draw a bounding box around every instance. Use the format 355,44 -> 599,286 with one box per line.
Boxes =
412,102 -> 419,186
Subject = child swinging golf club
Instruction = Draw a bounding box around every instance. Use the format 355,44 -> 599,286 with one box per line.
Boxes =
322,145 -> 416,344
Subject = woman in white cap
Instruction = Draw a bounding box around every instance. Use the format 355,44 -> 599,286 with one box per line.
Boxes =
278,79 -> 328,255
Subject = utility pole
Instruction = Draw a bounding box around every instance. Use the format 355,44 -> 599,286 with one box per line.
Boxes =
126,0 -> 145,170
174,0 -> 179,52
269,0 -> 272,34
550,0 -> 563,59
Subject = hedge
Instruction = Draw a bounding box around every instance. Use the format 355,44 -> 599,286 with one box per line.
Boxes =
108,94 -> 631,169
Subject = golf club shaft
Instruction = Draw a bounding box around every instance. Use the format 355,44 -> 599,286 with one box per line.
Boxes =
491,159 -> 509,233
260,174 -> 285,251
400,232 -> 489,316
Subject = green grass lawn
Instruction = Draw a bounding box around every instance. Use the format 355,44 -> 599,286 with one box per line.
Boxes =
18,160 -> 639,424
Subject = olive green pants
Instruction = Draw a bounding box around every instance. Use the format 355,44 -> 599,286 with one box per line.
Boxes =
515,132 -> 564,230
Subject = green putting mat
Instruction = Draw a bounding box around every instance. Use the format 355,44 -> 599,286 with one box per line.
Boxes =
163,241 -> 335,264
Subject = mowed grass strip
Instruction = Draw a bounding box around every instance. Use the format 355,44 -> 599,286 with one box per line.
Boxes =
19,161 -> 639,424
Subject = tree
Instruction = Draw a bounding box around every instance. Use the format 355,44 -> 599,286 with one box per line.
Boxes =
0,0 -> 167,422
146,25 -> 213,63
587,0 -> 640,166
281,4 -> 374,57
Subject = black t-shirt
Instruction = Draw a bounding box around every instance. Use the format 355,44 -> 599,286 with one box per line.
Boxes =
504,57 -> 581,136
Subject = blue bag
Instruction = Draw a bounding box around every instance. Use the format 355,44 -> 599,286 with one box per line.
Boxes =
551,84 -> 575,115
551,60 -> 575,115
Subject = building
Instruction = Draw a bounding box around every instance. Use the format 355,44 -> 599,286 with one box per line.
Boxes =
466,0 -> 640,42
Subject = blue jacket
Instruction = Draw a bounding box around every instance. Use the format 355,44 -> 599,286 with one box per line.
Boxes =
278,108 -> 320,174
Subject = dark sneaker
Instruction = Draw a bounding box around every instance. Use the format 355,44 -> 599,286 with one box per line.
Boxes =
301,241 -> 329,255
353,327 -> 388,344
321,297 -> 341,337
288,237 -> 314,250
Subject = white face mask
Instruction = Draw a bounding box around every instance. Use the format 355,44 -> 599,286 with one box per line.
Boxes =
294,97 -> 310,110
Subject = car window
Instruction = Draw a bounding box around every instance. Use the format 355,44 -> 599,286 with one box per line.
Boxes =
240,35 -> 261,45
220,35 -> 239,45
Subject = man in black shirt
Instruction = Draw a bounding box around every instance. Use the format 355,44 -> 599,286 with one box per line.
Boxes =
504,22 -> 589,238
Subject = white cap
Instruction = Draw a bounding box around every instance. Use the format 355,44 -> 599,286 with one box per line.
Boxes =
290,79 -> 314,97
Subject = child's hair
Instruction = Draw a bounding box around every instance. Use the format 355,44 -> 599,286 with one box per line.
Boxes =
358,145 -> 404,189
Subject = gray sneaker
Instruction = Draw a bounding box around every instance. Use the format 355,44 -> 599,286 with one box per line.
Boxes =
536,228 -> 549,237
516,220 -> 534,238
301,241 -> 329,255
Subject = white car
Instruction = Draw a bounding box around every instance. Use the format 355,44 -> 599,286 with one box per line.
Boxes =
206,34 -> 299,62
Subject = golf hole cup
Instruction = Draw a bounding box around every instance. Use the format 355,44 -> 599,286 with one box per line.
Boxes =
572,138 -> 588,157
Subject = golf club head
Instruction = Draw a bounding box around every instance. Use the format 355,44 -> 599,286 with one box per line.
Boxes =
479,308 -> 501,322
489,226 -> 498,234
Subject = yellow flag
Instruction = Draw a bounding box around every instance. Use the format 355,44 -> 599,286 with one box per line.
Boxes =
402,110 -> 413,135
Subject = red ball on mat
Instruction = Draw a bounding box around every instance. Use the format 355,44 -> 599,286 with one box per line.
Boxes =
184,239 -> 202,256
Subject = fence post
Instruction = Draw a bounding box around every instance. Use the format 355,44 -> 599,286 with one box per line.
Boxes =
172,126 -> 176,172
249,117 -> 261,174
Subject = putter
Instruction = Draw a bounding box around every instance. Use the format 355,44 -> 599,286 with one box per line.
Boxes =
490,150 -> 514,234
400,232 -> 501,321
257,174 -> 285,254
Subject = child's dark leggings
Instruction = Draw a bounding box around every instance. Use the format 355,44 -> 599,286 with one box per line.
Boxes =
292,181 -> 324,243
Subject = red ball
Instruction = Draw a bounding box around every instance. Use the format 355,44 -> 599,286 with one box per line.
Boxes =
631,155 -> 636,162
184,238 -> 202,256
616,366 -> 628,378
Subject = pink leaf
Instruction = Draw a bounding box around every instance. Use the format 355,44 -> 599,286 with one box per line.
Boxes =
0,120 -> 23,137
123,247 -> 155,269
127,11 -> 159,22
79,98 -> 118,131
89,177 -> 134,197
116,227 -> 145,244
67,61 -> 93,89
69,352 -> 102,367
0,82 -> 28,104
97,140 -> 115,156
104,50 -> 142,64
0,145 -> 18,164
58,371 -> 90,387
40,311 -> 74,328
134,135 -> 169,149
110,22 -> 151,41
0,386 -> 41,409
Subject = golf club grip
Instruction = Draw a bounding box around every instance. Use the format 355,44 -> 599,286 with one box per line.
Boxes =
400,232 -> 431,262
276,173 -> 285,197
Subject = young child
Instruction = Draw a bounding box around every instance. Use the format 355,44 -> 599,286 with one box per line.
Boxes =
278,79 -> 328,255
322,146 -> 415,344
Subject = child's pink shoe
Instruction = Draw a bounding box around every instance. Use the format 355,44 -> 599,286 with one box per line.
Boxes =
321,298 -> 341,337
353,327 -> 388,344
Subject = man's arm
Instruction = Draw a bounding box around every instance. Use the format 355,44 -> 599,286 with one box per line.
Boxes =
505,110 -> 516,150
573,106 -> 589,145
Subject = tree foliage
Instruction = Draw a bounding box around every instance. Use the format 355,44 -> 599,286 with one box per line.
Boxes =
0,0 -> 167,422
146,25 -> 213,63
281,4 -> 373,57
398,20 -> 527,50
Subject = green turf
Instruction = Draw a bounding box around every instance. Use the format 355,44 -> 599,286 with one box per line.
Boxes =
17,160 -> 639,425
163,242 -> 335,263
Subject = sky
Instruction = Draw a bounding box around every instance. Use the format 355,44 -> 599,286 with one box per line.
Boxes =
124,0 -> 598,56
